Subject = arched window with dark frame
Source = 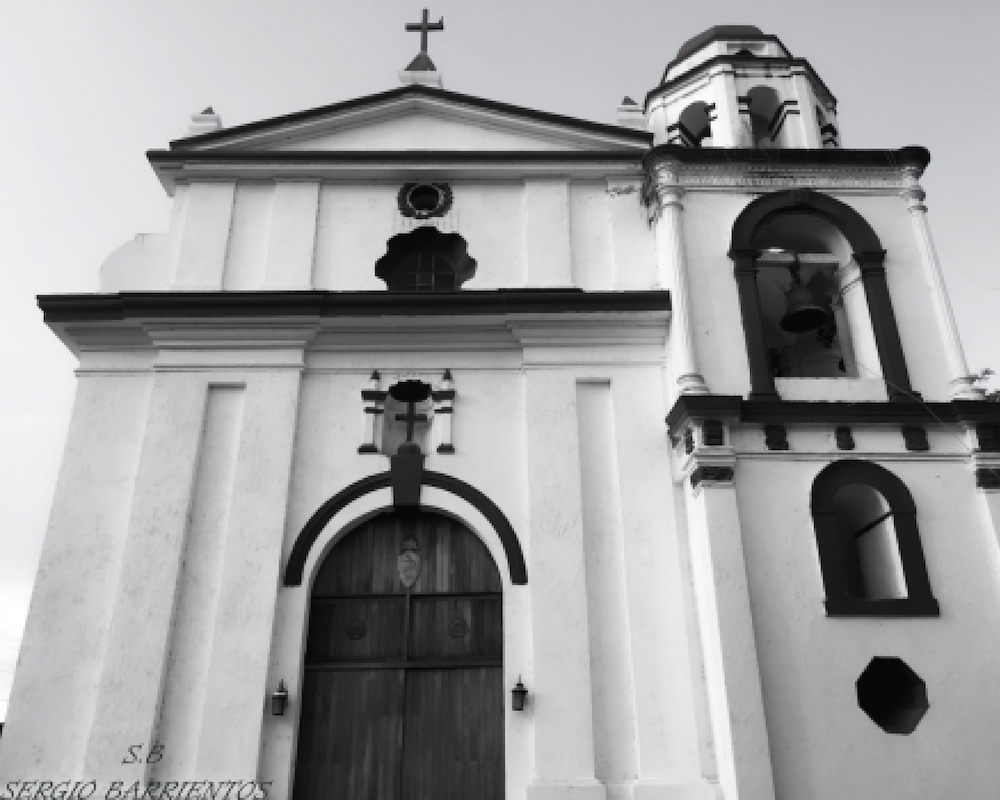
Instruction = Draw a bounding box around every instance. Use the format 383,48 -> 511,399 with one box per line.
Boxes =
375,226 -> 477,291
810,460 -> 939,617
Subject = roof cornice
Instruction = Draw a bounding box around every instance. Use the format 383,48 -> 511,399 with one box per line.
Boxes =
147,149 -> 648,192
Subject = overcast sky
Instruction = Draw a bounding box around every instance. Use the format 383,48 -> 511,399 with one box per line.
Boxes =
1,0 -> 998,719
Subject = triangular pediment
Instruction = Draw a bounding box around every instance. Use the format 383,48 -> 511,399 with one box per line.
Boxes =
171,85 -> 651,154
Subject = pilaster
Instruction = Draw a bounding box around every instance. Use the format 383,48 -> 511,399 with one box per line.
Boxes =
82,373 -> 213,781
171,182 -> 237,290
193,367 -> 303,778
706,64 -> 743,147
900,168 -> 983,400
524,369 -> 604,800
677,428 -> 776,800
789,68 -> 822,149
262,181 -> 320,290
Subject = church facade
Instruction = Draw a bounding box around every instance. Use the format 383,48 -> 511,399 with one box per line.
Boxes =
5,23 -> 1000,800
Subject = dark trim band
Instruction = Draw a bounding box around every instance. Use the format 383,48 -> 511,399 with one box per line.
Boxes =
666,394 -> 1000,432
642,144 -> 929,172
283,470 -> 527,587
38,288 -> 671,324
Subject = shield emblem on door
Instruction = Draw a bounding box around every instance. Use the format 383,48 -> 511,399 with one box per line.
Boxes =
397,536 -> 422,588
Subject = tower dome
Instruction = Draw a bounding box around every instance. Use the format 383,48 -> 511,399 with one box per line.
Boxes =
645,25 -> 839,149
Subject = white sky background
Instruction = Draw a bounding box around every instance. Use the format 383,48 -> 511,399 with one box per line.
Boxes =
0,0 -> 998,719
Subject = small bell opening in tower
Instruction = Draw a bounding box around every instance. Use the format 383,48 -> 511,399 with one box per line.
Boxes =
780,257 -> 827,333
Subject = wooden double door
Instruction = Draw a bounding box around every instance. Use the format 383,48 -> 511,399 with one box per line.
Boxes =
294,510 -> 504,800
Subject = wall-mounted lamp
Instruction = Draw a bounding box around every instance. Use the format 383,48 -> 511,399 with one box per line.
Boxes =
271,680 -> 289,716
511,677 -> 528,711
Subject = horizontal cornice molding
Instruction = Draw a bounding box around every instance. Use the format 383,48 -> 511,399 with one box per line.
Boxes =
667,394 -> 1000,433
40,288 -> 670,323
643,145 -> 930,192
148,150 -> 647,192
648,54 -> 836,108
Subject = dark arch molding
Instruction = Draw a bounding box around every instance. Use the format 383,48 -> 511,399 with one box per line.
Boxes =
729,188 -> 883,255
810,459 -> 938,617
284,470 -> 527,587
811,459 -> 917,515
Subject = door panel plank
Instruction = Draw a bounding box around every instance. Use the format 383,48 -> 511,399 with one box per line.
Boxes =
401,668 -> 504,800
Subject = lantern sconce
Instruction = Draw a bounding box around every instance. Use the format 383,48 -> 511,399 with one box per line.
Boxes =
271,680 -> 289,716
512,677 -> 528,711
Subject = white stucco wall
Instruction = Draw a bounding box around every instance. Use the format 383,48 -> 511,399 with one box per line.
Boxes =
735,448 -> 1000,799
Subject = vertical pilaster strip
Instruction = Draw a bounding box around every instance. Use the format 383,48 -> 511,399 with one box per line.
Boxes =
649,160 -> 709,396
900,171 -> 982,399
790,69 -> 822,148
611,371 -> 713,799
524,370 -> 605,800
576,381 -> 639,792
263,181 -> 321,290
150,385 -> 246,779
524,178 -> 574,287
171,182 -> 237,290
855,250 -> 915,401
82,374 -> 212,782
194,369 -> 303,779
685,471 -> 776,800
707,65 -> 743,147
730,250 -> 779,400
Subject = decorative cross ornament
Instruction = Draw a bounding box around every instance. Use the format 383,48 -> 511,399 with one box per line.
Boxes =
405,8 -> 444,55
389,380 -> 433,453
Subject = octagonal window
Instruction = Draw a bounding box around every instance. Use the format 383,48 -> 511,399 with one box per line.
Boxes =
856,656 -> 928,734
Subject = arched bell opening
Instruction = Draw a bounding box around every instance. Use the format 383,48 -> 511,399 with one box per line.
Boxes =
750,213 -> 866,379
746,85 -> 782,148
292,508 -> 505,800
730,189 -> 914,401
670,101 -> 714,147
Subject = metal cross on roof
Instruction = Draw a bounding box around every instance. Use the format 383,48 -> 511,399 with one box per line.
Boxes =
405,9 -> 444,55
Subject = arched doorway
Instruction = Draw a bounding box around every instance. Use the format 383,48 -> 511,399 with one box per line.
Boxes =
293,509 -> 504,800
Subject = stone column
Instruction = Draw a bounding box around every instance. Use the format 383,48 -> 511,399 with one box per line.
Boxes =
729,249 -> 779,400
682,446 -> 776,800
855,250 -> 916,401
649,160 -> 709,396
900,170 -> 983,400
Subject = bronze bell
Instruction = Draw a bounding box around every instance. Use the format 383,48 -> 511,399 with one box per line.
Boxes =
780,262 -> 827,333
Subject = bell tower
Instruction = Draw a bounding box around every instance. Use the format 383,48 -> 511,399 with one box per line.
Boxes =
645,25 -> 840,149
